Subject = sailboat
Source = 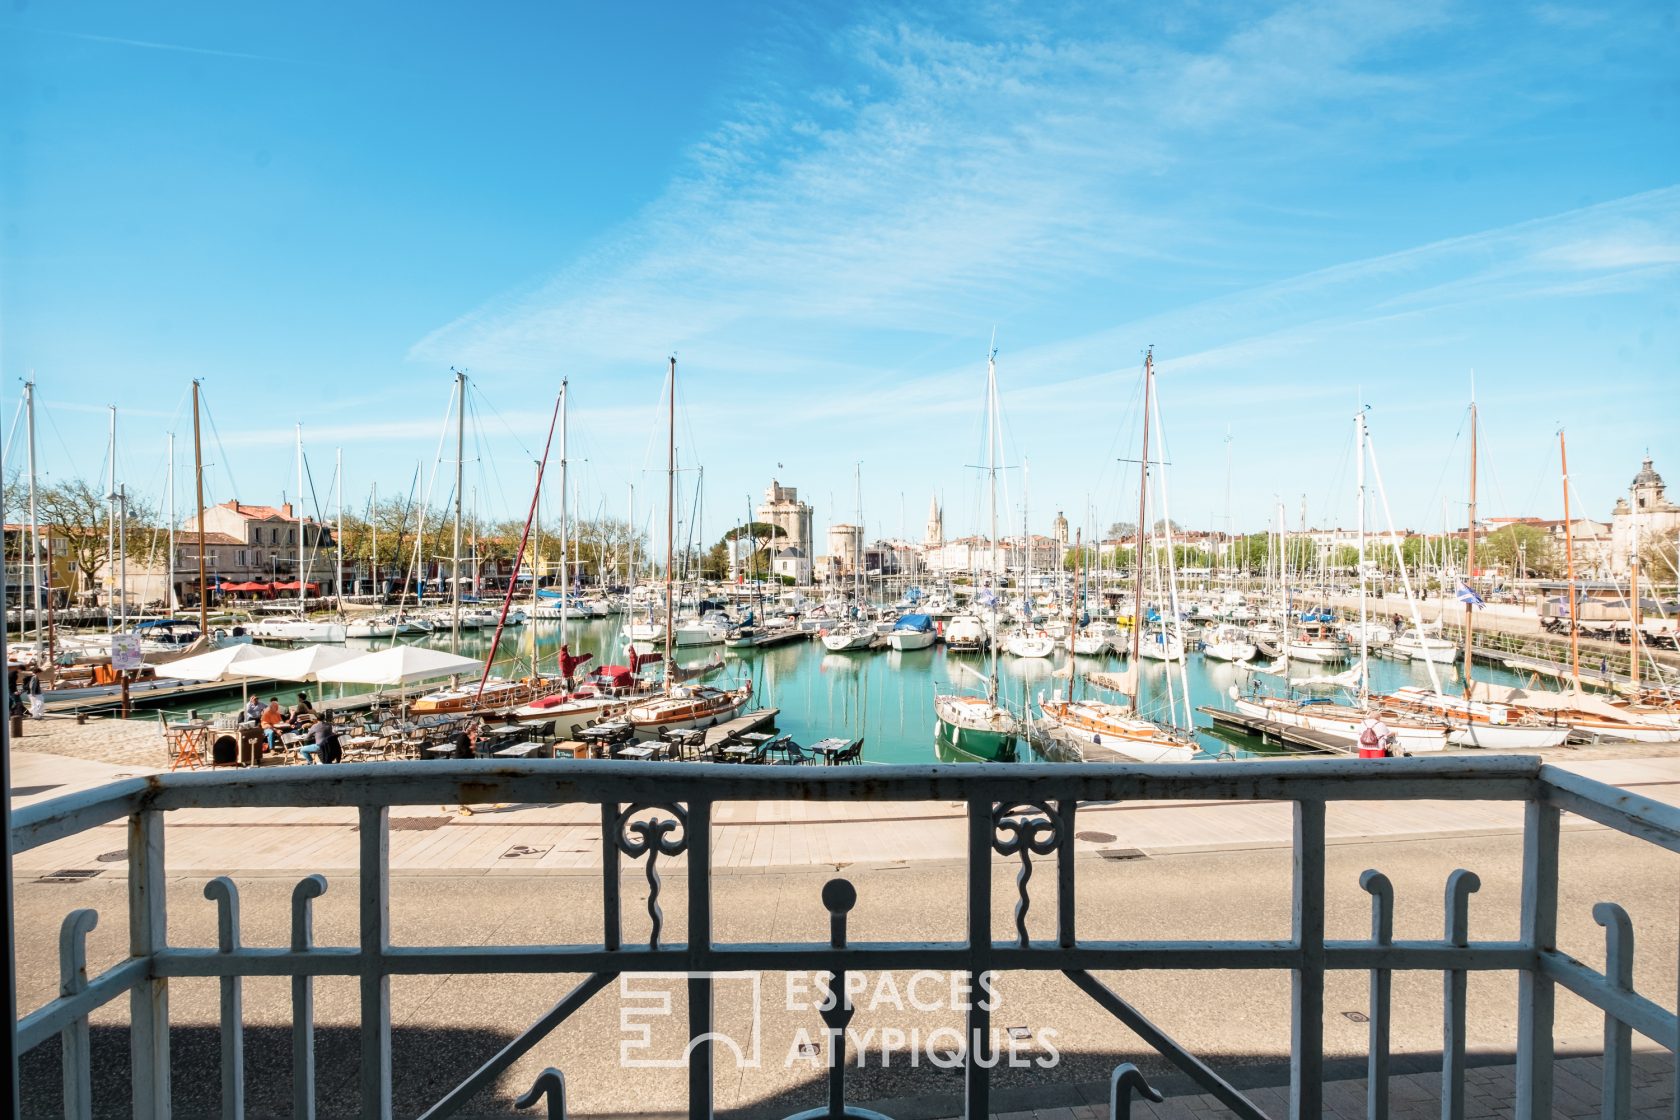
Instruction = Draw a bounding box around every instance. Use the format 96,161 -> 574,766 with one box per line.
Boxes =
1451,429 -> 1680,743
933,346 -> 1019,761
1035,349 -> 1200,763
1236,407 -> 1449,753
1200,622 -> 1256,662
626,357 -> 752,740
822,464 -> 876,651
411,386 -> 576,719
248,424 -> 347,643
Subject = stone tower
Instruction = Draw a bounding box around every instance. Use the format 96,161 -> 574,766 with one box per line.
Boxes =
924,493 -> 943,548
1053,510 -> 1069,546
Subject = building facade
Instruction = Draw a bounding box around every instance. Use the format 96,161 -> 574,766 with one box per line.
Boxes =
1611,457 -> 1680,574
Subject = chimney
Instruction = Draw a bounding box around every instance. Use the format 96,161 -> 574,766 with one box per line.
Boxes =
281,502 -> 293,518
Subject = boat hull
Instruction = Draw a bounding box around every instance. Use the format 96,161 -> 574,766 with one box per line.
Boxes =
887,630 -> 936,651
1232,697 -> 1448,754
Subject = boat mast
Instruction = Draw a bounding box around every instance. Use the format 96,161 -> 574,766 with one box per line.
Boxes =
166,433 -> 175,614
529,461 -> 542,624
106,406 -> 116,636
1462,395 -> 1478,698
371,481 -> 378,601
335,448 -> 345,609
1355,406 -> 1368,702
1560,429 -> 1581,688
560,380 -> 569,636
193,381 -> 208,634
664,356 -> 676,681
295,422 -> 305,616
24,381 -> 41,647
986,348 -> 1001,707
1021,458 -> 1030,627
451,369 -> 465,650
1129,349 -> 1152,677
1630,521 -> 1641,692
854,462 -> 863,613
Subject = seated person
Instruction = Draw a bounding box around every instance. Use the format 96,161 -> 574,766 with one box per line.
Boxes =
451,720 -> 483,760
259,699 -> 286,751
298,713 -> 340,764
242,697 -> 265,726
293,692 -> 315,719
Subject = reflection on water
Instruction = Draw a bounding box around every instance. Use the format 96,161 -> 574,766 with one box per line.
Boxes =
199,614 -> 1507,764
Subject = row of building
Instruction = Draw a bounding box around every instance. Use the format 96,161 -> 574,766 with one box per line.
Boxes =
5,458 -> 1675,605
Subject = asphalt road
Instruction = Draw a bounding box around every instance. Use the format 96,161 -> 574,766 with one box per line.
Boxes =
14,827 -> 1677,1118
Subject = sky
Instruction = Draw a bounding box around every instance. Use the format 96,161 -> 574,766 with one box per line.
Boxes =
2,0 -> 1677,548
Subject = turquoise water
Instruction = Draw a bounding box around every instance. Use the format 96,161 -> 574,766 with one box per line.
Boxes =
189,616 -> 1532,763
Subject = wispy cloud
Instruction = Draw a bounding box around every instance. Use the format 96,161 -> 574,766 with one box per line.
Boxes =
413,0 -> 1469,375
38,29 -> 297,65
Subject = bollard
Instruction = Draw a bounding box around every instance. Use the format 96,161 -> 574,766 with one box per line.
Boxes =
11,714 -> 22,738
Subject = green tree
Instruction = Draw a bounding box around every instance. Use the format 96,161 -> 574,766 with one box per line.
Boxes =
1483,524 -> 1556,579
30,478 -> 160,596
1062,545 -> 1099,571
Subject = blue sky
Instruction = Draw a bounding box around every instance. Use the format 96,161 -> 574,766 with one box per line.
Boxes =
3,0 -> 1676,545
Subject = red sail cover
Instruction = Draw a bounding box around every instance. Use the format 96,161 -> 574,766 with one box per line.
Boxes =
558,645 -> 593,678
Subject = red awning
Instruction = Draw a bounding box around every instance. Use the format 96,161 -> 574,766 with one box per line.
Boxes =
220,581 -> 272,592
272,581 -> 320,592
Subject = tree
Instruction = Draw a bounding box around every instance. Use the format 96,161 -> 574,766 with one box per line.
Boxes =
1105,522 -> 1136,539
717,522 -> 785,580
1637,534 -> 1677,593
1329,546 -> 1361,571
34,478 -> 159,597
1482,525 -> 1556,579
1061,545 -> 1099,571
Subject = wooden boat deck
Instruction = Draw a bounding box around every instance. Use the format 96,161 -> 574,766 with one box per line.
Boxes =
1197,705 -> 1357,755
702,707 -> 780,748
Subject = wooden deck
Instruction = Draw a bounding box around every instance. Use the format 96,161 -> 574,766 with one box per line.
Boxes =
1197,705 -> 1357,754
702,706 -> 780,748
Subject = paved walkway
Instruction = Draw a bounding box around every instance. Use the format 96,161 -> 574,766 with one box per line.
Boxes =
12,742 -> 1680,878
926,1050 -> 1675,1120
11,749 -> 1680,877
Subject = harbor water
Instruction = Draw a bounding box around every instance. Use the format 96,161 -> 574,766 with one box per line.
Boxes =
183,615 -> 1544,763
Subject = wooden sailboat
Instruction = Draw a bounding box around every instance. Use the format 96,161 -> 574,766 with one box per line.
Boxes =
1459,430 -> 1680,742
1236,406 -> 1451,753
1377,394 -> 1570,747
1036,349 -> 1199,762
933,346 -> 1019,760
627,357 -> 751,739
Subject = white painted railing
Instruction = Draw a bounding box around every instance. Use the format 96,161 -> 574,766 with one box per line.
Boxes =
10,757 -> 1680,1119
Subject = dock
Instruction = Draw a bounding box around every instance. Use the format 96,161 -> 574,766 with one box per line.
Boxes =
703,707 -> 780,748
1196,705 -> 1356,755
43,676 -> 276,716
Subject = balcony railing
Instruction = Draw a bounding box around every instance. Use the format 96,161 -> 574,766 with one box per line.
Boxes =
10,756 -> 1679,1119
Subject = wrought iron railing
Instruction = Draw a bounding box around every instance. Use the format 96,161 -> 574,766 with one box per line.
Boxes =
10,757 -> 1679,1119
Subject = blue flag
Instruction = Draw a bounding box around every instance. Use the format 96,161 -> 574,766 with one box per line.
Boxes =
1455,581 -> 1484,609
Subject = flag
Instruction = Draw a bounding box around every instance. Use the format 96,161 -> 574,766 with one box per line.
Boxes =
977,588 -> 999,608
1455,581 -> 1485,609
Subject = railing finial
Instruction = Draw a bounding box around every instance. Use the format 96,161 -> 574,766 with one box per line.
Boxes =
515,1068 -> 568,1119
1108,1062 -> 1164,1118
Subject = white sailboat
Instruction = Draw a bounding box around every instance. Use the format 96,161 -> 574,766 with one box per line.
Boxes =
1036,349 -> 1200,763
933,345 -> 1019,761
